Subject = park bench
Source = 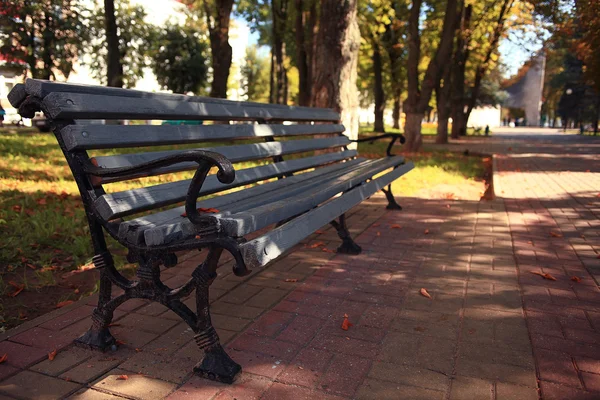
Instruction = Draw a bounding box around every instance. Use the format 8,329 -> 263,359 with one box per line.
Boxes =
8,79 -> 414,383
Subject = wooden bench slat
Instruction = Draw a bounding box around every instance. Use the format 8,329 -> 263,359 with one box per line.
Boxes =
60,123 -> 345,150
142,157 -> 407,245
96,150 -> 357,220
213,156 -> 407,237
42,92 -> 340,122
26,79 -> 334,113
240,162 -> 415,268
120,157 -> 369,245
91,136 -> 351,184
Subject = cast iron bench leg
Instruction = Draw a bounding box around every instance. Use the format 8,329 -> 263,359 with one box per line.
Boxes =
192,247 -> 241,383
381,184 -> 402,210
330,213 -> 362,254
75,252 -> 118,351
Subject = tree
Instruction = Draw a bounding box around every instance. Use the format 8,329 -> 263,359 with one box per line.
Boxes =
103,0 -> 122,87
86,0 -> 155,88
294,0 -> 318,106
241,45 -> 271,102
0,1 -> 86,80
450,0 -> 516,138
150,27 -> 209,94
404,0 -> 459,151
312,0 -> 361,141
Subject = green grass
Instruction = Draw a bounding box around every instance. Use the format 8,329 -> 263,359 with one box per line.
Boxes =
0,128 -> 486,277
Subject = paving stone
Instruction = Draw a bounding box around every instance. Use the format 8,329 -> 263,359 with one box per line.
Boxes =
0,340 -> 48,369
8,327 -> 75,351
355,378 -> 445,400
68,388 -> 125,399
165,376 -> 225,399
228,348 -> 287,379
318,354 -> 371,397
0,370 -> 81,399
581,372 -> 600,392
449,375 -> 492,400
30,346 -> 94,376
368,361 -> 449,391
495,382 -> 539,400
539,380 -> 600,400
119,313 -> 179,335
277,347 -> 334,389
262,382 -> 345,400
92,368 -> 177,400
60,353 -> 127,384
455,359 -> 537,387
212,373 -> 272,400
0,364 -> 19,382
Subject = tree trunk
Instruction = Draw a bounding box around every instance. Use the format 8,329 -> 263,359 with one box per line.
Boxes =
311,0 -> 360,142
104,0 -> 123,87
269,50 -> 276,103
295,0 -> 310,106
373,44 -> 385,133
404,112 -> 423,151
205,0 -> 234,98
435,64 -> 451,144
404,0 -> 458,151
451,2 -> 471,139
272,0 -> 288,104
392,94 -> 401,129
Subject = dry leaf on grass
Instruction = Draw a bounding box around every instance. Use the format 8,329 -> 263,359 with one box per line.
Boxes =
549,231 -> 563,238
0,354 -> 7,364
116,375 -> 129,381
571,276 -> 582,283
48,349 -> 57,361
420,288 -> 432,299
8,281 -> 24,297
56,300 -> 74,308
531,271 -> 557,281
341,314 -> 353,331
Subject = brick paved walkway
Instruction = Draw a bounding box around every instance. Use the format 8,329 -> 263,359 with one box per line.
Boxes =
0,130 -> 598,399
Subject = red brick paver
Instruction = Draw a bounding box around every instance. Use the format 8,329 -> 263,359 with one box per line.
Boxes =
0,130 -> 598,399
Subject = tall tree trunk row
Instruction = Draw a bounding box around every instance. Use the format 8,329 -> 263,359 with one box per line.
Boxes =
373,42 -> 386,133
104,0 -> 123,88
205,0 -> 234,98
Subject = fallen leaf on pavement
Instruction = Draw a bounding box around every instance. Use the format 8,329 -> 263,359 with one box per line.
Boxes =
424,229 -> 430,234
315,230 -> 324,234
48,349 -> 57,361
309,242 -> 325,249
56,300 -> 74,308
0,354 -> 7,364
390,224 -> 402,229
116,340 -> 126,345
571,276 -> 582,283
116,375 -> 129,380
376,232 -> 381,236
322,248 -> 335,253
285,278 -> 298,282
341,314 -> 353,331
531,271 -> 557,281
181,208 -> 219,217
373,223 -> 381,227
549,231 -> 563,238
420,288 -> 432,299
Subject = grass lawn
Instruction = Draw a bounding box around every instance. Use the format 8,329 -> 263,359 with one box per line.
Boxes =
0,126 -> 487,330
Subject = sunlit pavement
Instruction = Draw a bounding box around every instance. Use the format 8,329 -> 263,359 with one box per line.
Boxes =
0,130 -> 598,399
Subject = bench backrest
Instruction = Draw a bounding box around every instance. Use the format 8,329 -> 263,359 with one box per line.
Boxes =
9,79 -> 356,224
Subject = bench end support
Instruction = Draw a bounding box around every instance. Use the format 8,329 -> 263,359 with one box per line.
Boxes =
330,214 -> 362,255
194,344 -> 242,384
381,185 -> 402,210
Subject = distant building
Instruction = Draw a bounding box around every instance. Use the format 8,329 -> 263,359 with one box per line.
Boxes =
502,54 -> 546,126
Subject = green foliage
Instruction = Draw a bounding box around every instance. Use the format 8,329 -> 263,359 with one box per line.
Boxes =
149,26 -> 209,94
241,45 -> 270,102
85,0 -> 156,88
0,0 -> 87,80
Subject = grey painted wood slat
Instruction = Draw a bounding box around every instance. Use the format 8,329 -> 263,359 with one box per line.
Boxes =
42,92 -> 340,122
7,84 -> 27,108
239,162 -> 415,268
26,78 -> 336,115
92,136 -> 351,184
118,157 -> 368,245
214,156 -> 406,237
141,157 -> 406,245
60,123 -> 345,150
136,159 -> 377,246
96,150 -> 358,220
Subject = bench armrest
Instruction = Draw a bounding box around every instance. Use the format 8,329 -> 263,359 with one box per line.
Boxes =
351,133 -> 406,156
83,150 -> 235,229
